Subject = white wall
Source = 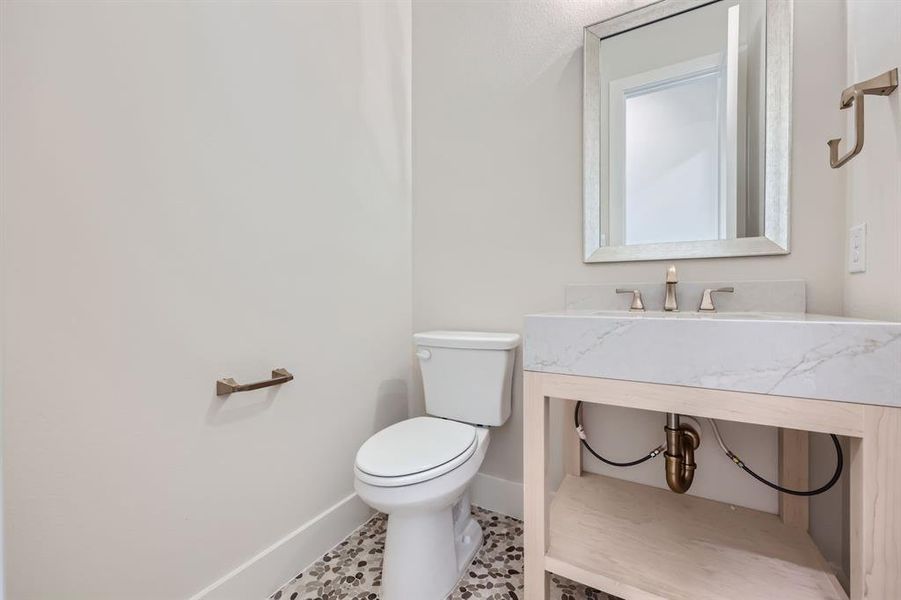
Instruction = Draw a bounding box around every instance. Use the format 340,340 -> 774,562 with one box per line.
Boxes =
843,1 -> 901,321
816,0 -> 901,585
412,0 -> 847,539
1,1 -> 411,598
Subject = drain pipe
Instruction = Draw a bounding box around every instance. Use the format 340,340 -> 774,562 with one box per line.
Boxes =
664,413 -> 700,493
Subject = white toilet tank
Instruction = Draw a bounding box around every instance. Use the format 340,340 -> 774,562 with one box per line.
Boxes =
414,331 -> 520,426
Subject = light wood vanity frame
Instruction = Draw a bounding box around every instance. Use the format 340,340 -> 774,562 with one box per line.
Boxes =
523,372 -> 901,600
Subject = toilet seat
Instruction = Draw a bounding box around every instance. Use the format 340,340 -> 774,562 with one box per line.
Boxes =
355,416 -> 478,487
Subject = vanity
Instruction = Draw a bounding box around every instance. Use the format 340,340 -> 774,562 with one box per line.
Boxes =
522,281 -> 901,600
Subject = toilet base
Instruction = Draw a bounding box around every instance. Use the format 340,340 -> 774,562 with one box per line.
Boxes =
454,512 -> 483,574
380,493 -> 483,600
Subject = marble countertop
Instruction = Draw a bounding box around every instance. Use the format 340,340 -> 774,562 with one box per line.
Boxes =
524,309 -> 901,407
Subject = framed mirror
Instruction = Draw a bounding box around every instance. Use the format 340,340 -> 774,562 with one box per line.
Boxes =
583,0 -> 791,262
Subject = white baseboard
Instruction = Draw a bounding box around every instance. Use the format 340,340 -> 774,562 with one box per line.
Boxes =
189,492 -> 374,600
190,474 -> 523,600
470,472 -> 523,520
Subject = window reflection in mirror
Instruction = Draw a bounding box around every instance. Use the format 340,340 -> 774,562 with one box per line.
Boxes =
593,0 -> 770,251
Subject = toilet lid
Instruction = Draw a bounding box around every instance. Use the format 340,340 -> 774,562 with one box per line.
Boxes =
355,416 -> 477,479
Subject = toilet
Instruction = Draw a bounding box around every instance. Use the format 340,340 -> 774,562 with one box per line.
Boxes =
353,330 -> 520,600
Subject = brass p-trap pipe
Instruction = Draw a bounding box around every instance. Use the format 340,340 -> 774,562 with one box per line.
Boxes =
664,413 -> 700,494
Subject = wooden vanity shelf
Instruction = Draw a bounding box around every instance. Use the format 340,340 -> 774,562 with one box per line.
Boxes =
523,372 -> 901,600
547,473 -> 844,600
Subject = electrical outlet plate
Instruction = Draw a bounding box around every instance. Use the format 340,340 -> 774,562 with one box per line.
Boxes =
849,223 -> 867,273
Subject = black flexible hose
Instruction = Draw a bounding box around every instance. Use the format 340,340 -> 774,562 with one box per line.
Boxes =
728,433 -> 843,497
576,402 -> 843,494
574,401 -> 661,468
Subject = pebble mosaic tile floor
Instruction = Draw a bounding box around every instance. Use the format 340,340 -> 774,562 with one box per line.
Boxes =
269,506 -> 620,600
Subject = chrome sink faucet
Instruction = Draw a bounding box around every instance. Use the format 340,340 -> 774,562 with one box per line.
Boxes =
664,265 -> 679,311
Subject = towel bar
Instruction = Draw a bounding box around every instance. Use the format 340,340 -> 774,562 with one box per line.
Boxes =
216,368 -> 294,396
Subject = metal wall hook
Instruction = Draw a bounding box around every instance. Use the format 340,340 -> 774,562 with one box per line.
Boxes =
828,68 -> 898,169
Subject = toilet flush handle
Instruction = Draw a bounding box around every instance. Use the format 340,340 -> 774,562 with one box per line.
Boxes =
416,349 -> 432,360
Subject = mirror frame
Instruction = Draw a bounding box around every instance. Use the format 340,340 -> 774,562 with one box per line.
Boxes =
583,0 -> 792,263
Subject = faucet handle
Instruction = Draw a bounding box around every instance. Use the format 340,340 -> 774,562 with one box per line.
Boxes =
616,288 -> 645,311
698,287 -> 735,312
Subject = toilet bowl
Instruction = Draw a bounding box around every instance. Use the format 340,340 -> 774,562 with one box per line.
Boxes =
354,418 -> 490,600
353,331 -> 519,600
